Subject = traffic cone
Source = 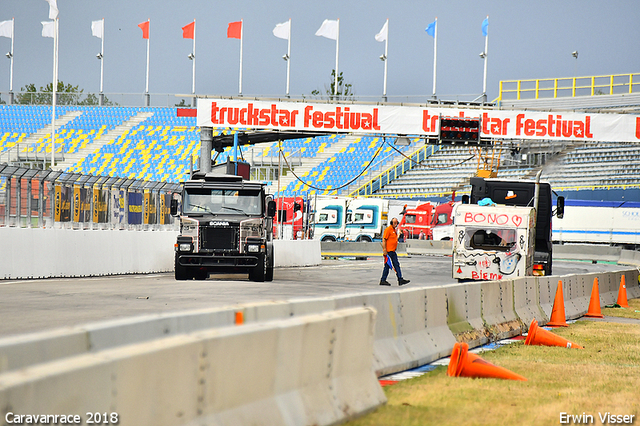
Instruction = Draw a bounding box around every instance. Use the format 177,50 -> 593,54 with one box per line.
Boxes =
447,342 -> 527,381
616,275 -> 630,308
524,319 -> 583,349
547,280 -> 568,327
584,277 -> 604,318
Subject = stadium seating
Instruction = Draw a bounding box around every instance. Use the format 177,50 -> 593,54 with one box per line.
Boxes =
1,105 -> 639,202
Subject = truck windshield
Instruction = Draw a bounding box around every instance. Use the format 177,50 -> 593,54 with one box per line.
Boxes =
183,188 -> 262,215
466,228 -> 517,252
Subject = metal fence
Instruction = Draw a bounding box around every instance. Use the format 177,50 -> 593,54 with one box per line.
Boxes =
0,164 -> 181,230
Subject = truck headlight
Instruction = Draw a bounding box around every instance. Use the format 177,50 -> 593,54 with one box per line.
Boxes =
247,244 -> 260,253
179,243 -> 192,252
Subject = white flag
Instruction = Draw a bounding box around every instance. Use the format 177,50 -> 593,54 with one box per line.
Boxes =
0,20 -> 12,38
41,20 -> 55,38
91,19 -> 103,39
272,20 -> 290,40
44,0 -> 58,20
315,19 -> 338,40
375,20 -> 388,42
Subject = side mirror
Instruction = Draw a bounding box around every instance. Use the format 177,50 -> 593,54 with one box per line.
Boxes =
556,196 -> 565,219
461,195 -> 470,204
267,200 -> 276,218
170,199 -> 179,216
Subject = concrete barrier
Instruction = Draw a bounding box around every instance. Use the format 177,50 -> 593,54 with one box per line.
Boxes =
0,307 -> 385,426
513,277 -> 548,326
480,280 -> 521,340
446,282 -> 486,347
405,240 -> 452,256
0,228 -> 320,279
554,243 -> 622,262
273,240 -> 321,267
0,227 -> 178,279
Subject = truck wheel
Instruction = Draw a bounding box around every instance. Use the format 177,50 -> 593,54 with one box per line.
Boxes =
249,253 -> 266,282
356,235 -> 372,242
321,236 -> 336,242
266,266 -> 274,281
175,254 -> 191,281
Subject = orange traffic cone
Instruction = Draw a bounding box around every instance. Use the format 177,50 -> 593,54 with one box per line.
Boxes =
547,280 -> 568,327
617,275 -> 630,308
585,277 -> 604,318
524,319 -> 583,349
447,342 -> 527,381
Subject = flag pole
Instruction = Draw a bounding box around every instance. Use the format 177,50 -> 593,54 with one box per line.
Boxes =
482,16 -> 488,103
286,18 -> 291,97
99,18 -> 104,105
145,19 -> 150,106
192,20 -> 196,104
50,18 -> 58,169
239,19 -> 243,96
432,18 -> 438,99
9,18 -> 14,94
382,18 -> 388,102
334,19 -> 339,100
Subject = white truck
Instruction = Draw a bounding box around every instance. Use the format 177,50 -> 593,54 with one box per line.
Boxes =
313,197 -> 350,242
452,204 -> 536,281
344,198 -> 389,242
313,197 -> 389,242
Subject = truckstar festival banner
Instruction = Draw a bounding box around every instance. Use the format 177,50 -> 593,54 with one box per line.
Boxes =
197,98 -> 640,143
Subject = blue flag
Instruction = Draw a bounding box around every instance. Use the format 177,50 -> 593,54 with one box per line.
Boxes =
482,17 -> 489,36
384,254 -> 395,271
425,20 -> 436,37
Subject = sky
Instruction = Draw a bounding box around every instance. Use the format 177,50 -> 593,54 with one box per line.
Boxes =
1,0 -> 639,105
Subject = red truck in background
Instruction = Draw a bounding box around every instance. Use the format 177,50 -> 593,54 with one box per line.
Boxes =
398,194 -> 458,241
273,196 -> 306,240
430,200 -> 456,240
398,202 -> 434,240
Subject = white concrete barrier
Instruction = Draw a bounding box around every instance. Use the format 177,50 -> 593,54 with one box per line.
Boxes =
446,282 -> 486,347
273,239 -> 321,267
0,227 -> 178,279
480,280 -> 520,340
0,228 -> 320,279
513,278 -> 547,326
0,307 -> 385,426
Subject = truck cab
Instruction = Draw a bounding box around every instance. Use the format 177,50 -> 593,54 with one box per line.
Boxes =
345,198 -> 389,242
452,204 -> 536,281
469,177 -> 564,276
171,172 -> 275,281
313,197 -> 349,242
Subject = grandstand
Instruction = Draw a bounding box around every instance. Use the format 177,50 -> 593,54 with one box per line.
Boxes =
2,74 -> 640,203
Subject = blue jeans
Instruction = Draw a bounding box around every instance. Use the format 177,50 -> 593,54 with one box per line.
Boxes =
381,251 -> 403,282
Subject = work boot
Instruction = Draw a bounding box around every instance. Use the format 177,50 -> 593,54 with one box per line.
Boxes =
398,278 -> 410,286
380,280 -> 391,286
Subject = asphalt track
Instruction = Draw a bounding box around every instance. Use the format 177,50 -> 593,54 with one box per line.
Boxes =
0,256 -> 626,338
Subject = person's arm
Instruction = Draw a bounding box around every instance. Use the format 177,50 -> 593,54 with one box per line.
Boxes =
382,229 -> 388,255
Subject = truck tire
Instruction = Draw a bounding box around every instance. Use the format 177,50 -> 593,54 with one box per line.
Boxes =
266,266 -> 274,281
175,254 -> 191,281
356,235 -> 372,242
249,253 -> 266,282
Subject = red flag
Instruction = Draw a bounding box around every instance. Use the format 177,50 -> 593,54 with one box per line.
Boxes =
138,20 -> 149,39
182,21 -> 195,39
227,21 -> 242,39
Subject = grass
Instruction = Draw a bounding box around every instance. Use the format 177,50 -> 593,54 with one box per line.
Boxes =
348,298 -> 640,426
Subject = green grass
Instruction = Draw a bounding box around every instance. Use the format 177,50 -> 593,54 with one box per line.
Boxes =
348,299 -> 640,426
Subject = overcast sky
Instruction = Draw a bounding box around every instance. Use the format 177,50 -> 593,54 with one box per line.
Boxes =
1,0 -> 639,104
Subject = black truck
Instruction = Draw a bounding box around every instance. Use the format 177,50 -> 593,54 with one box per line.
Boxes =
468,176 -> 564,276
171,171 -> 276,281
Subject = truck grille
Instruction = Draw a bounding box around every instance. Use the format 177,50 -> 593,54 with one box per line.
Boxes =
200,226 -> 238,251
